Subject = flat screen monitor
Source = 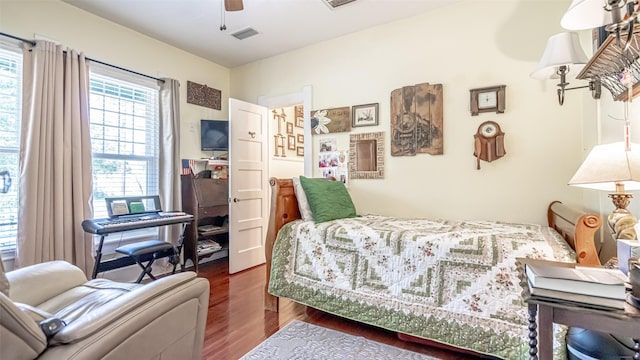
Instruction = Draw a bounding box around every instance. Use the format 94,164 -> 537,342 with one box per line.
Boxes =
200,119 -> 229,151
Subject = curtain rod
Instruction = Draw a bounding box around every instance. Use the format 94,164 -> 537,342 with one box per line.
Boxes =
0,31 -> 164,83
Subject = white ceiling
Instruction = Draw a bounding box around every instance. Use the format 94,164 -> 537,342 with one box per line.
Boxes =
62,0 -> 461,68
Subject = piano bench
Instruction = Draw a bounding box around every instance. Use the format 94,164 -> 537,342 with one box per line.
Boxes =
115,240 -> 177,283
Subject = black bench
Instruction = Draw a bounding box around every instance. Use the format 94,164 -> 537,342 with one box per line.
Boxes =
115,240 -> 179,283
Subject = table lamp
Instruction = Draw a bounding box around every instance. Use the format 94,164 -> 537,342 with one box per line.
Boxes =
568,141 -> 640,238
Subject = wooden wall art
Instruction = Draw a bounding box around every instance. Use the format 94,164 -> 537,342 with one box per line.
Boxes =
187,81 -> 221,110
310,106 -> 351,135
349,132 -> 384,179
390,83 -> 443,156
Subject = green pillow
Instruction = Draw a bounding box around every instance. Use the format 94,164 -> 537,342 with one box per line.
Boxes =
299,176 -> 356,223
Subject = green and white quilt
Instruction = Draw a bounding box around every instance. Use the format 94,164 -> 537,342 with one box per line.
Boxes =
268,215 -> 575,359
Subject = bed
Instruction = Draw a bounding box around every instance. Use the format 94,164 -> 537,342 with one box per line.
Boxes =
264,177 -> 602,359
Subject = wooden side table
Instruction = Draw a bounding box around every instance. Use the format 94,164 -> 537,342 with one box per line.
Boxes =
525,293 -> 640,360
516,258 -> 640,359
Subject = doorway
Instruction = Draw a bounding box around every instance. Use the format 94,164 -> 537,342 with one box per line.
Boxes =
258,85 -> 312,179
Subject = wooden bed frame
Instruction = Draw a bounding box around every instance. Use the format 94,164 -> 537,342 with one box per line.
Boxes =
264,177 -> 602,312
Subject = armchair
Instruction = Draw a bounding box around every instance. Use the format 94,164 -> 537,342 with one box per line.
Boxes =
0,260 -> 209,360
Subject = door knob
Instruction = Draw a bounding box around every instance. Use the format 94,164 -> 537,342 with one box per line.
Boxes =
233,198 -> 240,203
248,131 -> 256,139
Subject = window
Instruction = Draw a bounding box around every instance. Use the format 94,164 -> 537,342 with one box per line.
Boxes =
0,45 -> 22,251
88,67 -> 160,220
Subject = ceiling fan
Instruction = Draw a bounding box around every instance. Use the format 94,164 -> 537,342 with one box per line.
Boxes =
224,0 -> 243,11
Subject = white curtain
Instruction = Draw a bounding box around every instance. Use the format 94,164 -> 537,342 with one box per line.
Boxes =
17,41 -> 94,275
159,78 -> 182,252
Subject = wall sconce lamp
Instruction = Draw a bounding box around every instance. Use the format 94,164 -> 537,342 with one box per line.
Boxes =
531,32 -> 602,105
561,0 -> 638,50
569,141 -> 640,237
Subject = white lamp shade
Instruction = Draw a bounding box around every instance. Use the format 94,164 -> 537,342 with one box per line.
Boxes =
569,141 -> 640,191
561,0 -> 614,30
530,32 -> 589,80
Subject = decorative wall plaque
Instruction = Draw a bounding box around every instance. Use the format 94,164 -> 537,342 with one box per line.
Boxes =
310,106 -> 351,135
390,83 -> 443,156
187,81 -> 221,110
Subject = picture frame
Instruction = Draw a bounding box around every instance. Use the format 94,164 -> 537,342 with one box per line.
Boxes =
297,134 -> 304,143
287,135 -> 295,150
294,105 -> 304,128
296,146 -> 304,156
352,103 -> 379,127
469,85 -> 506,116
286,122 -> 294,134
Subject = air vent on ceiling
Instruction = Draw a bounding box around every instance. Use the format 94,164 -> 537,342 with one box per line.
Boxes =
321,0 -> 357,9
231,27 -> 259,40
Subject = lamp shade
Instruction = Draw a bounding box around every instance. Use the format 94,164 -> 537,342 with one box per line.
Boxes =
530,32 -> 589,80
569,141 -> 640,191
561,0 -> 615,30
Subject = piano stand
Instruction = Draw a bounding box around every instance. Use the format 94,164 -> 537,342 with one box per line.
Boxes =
115,240 -> 177,283
85,217 -> 193,279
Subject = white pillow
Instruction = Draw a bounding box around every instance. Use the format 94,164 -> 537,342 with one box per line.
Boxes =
292,177 -> 313,221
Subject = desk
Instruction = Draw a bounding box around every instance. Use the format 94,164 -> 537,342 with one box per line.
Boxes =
82,214 -> 193,278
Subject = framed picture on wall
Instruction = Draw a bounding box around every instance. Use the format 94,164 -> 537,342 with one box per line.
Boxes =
286,122 -> 294,134
288,135 -> 295,150
295,105 -> 304,128
297,134 -> 304,144
296,146 -> 304,156
352,103 -> 379,127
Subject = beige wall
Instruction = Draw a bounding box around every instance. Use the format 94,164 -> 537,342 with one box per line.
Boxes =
231,0 -> 586,225
0,0 -> 230,161
3,0 -> 614,251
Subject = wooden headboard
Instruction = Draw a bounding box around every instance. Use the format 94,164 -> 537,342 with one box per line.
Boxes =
264,178 -> 300,312
547,200 -> 601,267
264,178 -> 603,311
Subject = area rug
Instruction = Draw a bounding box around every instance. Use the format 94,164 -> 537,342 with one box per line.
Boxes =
240,320 -> 440,360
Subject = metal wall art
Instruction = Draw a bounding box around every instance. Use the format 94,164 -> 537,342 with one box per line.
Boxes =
187,81 -> 221,110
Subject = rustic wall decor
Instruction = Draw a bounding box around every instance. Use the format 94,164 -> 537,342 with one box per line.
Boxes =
187,81 -> 221,110
390,83 -> 443,156
349,132 -> 384,179
310,106 -> 351,135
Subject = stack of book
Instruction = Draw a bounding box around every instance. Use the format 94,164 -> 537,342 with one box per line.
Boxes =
197,239 -> 222,255
522,259 -> 629,310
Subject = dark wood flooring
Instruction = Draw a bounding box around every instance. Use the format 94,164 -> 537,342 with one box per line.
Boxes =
199,258 -> 481,360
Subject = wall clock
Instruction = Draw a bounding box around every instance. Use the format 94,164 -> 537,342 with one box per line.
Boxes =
473,121 -> 505,170
470,85 -> 506,116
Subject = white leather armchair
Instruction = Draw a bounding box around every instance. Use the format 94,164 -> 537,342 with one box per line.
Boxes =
0,260 -> 209,360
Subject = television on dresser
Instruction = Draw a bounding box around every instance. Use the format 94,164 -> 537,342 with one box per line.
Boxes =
200,119 -> 229,151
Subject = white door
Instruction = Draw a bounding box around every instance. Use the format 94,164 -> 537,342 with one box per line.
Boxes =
228,98 -> 269,274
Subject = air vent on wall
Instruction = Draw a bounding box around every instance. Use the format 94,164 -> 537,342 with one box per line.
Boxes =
231,27 -> 259,40
321,0 -> 357,9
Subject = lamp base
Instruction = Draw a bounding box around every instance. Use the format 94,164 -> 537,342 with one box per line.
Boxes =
608,193 -> 637,240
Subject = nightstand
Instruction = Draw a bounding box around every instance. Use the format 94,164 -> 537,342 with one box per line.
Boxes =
524,289 -> 640,360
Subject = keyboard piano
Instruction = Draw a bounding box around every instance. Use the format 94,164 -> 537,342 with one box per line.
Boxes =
82,210 -> 193,279
82,212 -> 194,235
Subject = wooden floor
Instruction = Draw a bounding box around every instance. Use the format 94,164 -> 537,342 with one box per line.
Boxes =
199,258 -> 482,360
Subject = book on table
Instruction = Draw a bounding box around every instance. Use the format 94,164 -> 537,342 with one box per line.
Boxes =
526,280 -> 625,310
524,260 -> 628,300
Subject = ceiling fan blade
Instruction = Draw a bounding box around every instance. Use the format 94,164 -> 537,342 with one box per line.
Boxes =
224,0 -> 244,11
